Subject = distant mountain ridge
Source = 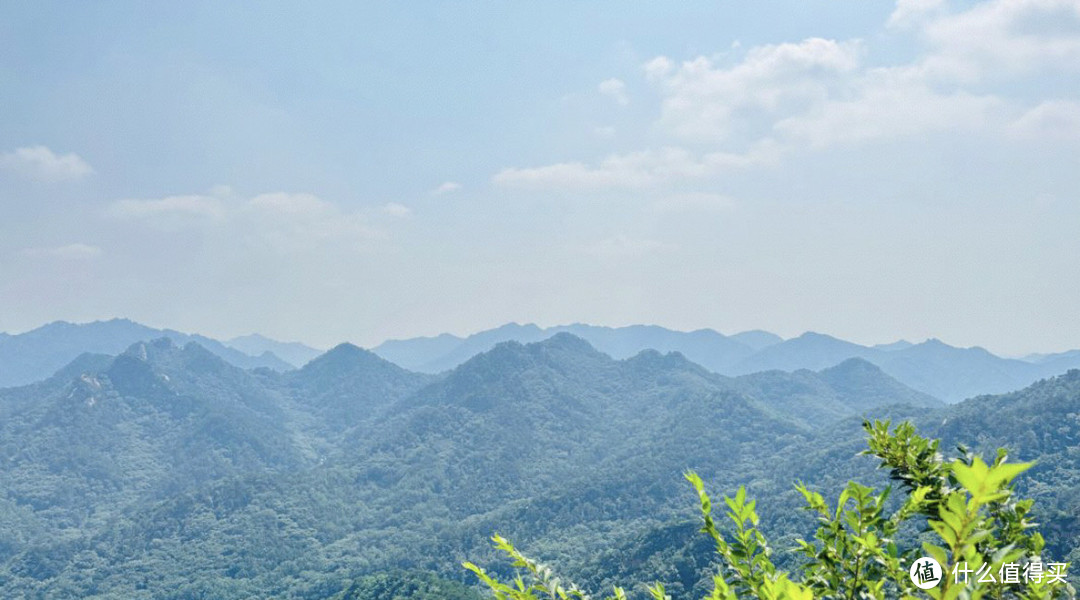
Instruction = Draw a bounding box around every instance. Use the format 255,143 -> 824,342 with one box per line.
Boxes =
733,357 -> 941,427
4,319 -> 1079,404
226,333 -> 323,367
373,323 -> 777,374
0,319 -> 299,387
727,333 -> 1063,402
374,324 -> 1080,403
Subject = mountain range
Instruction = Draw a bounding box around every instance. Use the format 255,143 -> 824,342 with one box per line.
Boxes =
5,319 -> 1078,404
373,323 -> 1080,402
0,319 -> 319,388
1,329 -> 1078,598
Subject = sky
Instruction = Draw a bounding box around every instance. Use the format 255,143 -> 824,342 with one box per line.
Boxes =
1,0 -> 1079,354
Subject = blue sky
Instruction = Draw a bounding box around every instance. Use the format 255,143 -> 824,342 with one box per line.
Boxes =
2,0 -> 1079,354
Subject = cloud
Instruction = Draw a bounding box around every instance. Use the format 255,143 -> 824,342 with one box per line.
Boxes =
772,66 -> 1006,147
240,193 -> 378,249
246,192 -> 330,215
494,147 -> 700,189
650,43 -> 1007,150
1010,100 -> 1080,139
109,194 -> 228,226
492,0 -> 1080,191
888,0 -> 947,28
643,56 -> 675,81
382,202 -> 412,218
777,0 -> 1080,145
21,243 -> 103,260
917,0 -> 1080,81
432,181 -> 462,195
647,38 -> 862,142
0,146 -> 94,182
651,0 -> 1080,134
493,142 -> 781,189
107,188 -> 380,250
598,78 -> 630,106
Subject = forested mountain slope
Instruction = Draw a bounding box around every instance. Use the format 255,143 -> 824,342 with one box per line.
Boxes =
575,369 -> 1080,597
0,335 -> 1076,598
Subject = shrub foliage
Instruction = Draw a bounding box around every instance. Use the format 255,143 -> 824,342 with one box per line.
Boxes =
465,421 -> 1075,599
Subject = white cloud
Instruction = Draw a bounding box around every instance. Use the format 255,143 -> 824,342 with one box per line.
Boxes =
246,192 -> 330,216
492,0 -> 1080,191
918,0 -> 1080,81
773,66 -> 1006,147
651,41 -> 1006,151
1010,99 -> 1080,139
598,78 -> 630,106
492,38 -> 861,190
493,142 -> 781,190
593,125 -> 617,137
495,147 -> 705,189
432,181 -> 462,195
0,146 -> 94,182
647,38 -> 862,142
382,202 -> 412,218
109,194 -> 227,225
888,0 -> 947,28
643,56 -> 674,81
21,243 -> 103,260
107,188 -> 380,250
241,193 -> 378,249
778,0 -> 1080,145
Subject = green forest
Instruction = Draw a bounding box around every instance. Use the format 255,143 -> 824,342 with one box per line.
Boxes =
1,335 -> 1077,598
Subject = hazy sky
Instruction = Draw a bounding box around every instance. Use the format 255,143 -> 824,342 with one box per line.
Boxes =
2,1 -> 1079,354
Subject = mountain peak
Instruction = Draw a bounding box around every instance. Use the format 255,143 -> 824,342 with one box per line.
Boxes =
121,337 -> 176,361
796,331 -> 841,342
623,348 -> 704,374
231,332 -> 273,343
819,357 -> 882,375
304,342 -> 370,368
874,339 -> 914,351
327,341 -> 364,355
298,342 -> 410,379
450,333 -> 607,379
819,357 -> 942,408
907,338 -> 996,359
493,322 -> 543,335
225,333 -> 322,368
116,338 -> 238,379
729,329 -> 783,351
541,331 -> 597,352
